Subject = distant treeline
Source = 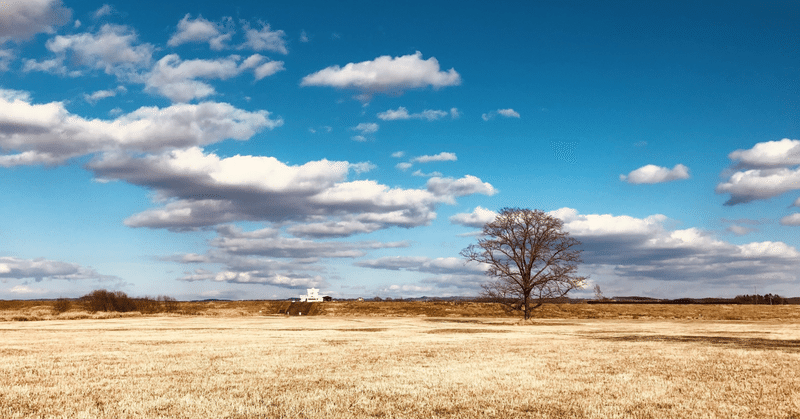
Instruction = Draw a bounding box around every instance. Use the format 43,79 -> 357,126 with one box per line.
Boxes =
587,294 -> 797,305
51,290 -> 179,313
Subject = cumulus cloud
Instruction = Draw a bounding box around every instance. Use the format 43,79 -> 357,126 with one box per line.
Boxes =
481,108 -> 520,121
352,122 -> 379,134
728,138 -> 800,169
168,14 -> 233,50
620,164 -> 690,184
24,24 -> 154,78
145,54 -> 283,102
300,51 -> 461,96
426,175 -> 497,203
0,0 -> 71,42
548,207 -> 800,286
717,167 -> 800,205
449,206 -> 497,228
87,147 -> 495,232
377,107 -> 451,121
0,257 -> 116,281
239,21 -> 288,54
717,139 -> 800,205
0,93 -> 280,166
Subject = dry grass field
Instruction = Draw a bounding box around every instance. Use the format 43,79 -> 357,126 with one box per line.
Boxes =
1,313 -> 799,418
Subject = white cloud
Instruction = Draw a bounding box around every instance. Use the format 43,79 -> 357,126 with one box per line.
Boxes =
87,147 -> 495,232
377,107 -> 450,121
0,257 -> 116,281
727,225 -> 756,236
0,48 -> 13,71
482,108 -> 520,121
391,151 -> 405,158
547,208 -> 800,286
300,30 -> 309,43
0,93 -> 281,166
210,225 -> 406,259
239,21 -> 288,54
780,213 -> 800,226
83,86 -> 126,103
395,162 -> 413,171
349,162 -> 376,174
728,138 -> 800,169
300,51 -> 461,96
717,139 -> 800,205
250,58 -> 285,80
449,206 -> 497,228
357,256 -> 488,292
0,0 -> 71,42
145,54 -> 281,102
168,14 -> 233,51
716,167 -> 800,205
93,4 -> 113,19
497,108 -> 520,118
30,24 -> 154,78
412,152 -> 457,163
173,225 -> 407,288
411,170 -> 442,177
357,256 -> 485,275
620,164 -> 690,184
352,122 -> 379,134
426,175 -> 497,203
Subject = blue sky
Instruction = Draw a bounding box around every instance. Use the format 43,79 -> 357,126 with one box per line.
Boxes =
1,0 -> 799,300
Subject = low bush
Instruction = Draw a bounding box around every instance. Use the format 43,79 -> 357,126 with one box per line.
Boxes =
80,290 -> 180,313
52,298 -> 71,314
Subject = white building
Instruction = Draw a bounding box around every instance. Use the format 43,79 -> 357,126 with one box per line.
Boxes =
299,288 -> 324,302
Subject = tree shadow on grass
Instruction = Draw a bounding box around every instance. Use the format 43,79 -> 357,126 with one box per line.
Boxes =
592,334 -> 800,352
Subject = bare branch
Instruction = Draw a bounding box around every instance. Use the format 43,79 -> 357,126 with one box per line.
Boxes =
462,208 -> 588,320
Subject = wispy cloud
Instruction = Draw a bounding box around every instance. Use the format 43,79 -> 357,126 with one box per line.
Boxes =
481,108 -> 520,121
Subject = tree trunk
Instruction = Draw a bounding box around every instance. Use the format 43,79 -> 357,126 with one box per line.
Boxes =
523,292 -> 530,320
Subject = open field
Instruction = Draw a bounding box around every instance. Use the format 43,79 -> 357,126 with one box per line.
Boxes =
3,299 -> 800,322
1,316 -> 798,418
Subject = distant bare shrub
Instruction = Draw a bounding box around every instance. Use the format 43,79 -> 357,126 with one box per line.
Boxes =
135,297 -> 161,314
734,294 -> 787,305
158,295 -> 179,312
79,290 -> 180,313
52,298 -> 71,314
81,290 -> 137,313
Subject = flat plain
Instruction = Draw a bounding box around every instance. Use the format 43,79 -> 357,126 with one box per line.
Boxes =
1,309 -> 799,418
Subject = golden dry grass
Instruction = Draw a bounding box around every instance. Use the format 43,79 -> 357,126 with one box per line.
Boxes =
4,299 -> 800,322
1,316 -> 798,418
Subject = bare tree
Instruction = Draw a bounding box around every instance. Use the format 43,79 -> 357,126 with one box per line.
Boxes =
594,284 -> 606,301
461,208 -> 587,320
